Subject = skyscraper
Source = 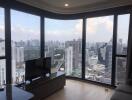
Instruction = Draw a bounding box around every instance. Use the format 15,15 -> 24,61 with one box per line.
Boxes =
117,39 -> 123,54
65,46 -> 73,75
0,40 -> 6,86
65,39 -> 82,69
12,42 -> 24,84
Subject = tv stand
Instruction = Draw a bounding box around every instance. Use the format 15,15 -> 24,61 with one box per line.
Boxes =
25,71 -> 65,100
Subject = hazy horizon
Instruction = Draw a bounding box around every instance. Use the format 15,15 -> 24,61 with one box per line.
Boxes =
0,8 -> 130,44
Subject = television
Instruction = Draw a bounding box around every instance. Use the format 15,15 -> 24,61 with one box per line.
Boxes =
25,57 -> 51,81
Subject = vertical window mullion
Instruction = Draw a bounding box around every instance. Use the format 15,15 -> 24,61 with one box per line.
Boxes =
126,13 -> 132,80
111,14 -> 118,86
5,7 -> 12,84
82,18 -> 86,79
40,16 -> 44,58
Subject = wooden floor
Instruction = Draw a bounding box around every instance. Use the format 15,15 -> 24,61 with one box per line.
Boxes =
45,79 -> 114,100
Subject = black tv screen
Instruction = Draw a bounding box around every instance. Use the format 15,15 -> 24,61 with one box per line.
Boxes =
25,57 -> 51,81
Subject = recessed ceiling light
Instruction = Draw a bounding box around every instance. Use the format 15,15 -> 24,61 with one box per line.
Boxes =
64,3 -> 69,7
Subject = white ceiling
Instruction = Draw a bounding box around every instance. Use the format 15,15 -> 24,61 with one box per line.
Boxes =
17,0 -> 132,14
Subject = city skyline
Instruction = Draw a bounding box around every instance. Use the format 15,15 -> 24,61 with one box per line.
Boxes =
0,33 -> 128,85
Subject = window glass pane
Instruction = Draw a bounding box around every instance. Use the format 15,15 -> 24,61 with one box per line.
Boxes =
0,59 -> 6,86
11,10 -> 40,84
45,18 -> 82,78
85,16 -> 113,84
116,57 -> 127,85
117,14 -> 130,55
0,8 -> 5,56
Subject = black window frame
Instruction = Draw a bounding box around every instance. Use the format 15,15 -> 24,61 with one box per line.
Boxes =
114,13 -> 131,85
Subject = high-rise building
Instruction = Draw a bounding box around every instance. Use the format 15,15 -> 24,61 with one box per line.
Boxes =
0,40 -> 25,84
65,39 -> 82,69
98,43 -> 107,65
0,40 -> 6,86
117,39 -> 123,54
106,41 -> 112,68
12,42 -> 24,84
65,46 -> 73,75
0,39 -> 5,56
98,40 -> 112,68
0,60 -> 5,86
86,48 -> 90,66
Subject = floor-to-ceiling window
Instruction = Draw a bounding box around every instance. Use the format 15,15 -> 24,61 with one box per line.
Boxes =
116,14 -> 130,85
85,16 -> 114,84
0,2 -> 130,86
11,10 -> 40,84
0,7 -> 5,86
0,7 -> 6,87
45,18 -> 82,78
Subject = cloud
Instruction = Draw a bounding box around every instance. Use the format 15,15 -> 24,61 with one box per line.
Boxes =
0,24 -> 4,33
45,17 -> 113,42
87,18 -> 98,34
46,30 -> 73,42
12,25 -> 39,36
87,16 -> 113,34
0,24 -> 5,39
75,20 -> 82,34
0,16 -> 113,42
11,25 -> 40,41
74,16 -> 113,35
47,30 -> 63,36
0,24 -> 40,39
101,17 -> 113,32
72,16 -> 114,42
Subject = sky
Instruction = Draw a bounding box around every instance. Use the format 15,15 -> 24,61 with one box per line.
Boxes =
0,8 -> 130,44
45,15 -> 129,43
